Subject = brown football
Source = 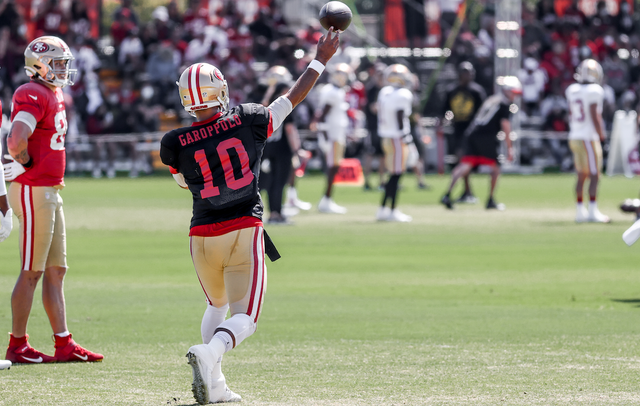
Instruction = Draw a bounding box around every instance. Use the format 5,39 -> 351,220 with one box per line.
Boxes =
319,1 -> 352,32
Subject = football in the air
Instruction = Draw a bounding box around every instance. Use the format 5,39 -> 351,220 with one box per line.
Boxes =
319,1 -> 352,32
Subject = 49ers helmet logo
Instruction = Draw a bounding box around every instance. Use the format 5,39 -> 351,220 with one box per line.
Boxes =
213,68 -> 224,81
31,42 -> 50,53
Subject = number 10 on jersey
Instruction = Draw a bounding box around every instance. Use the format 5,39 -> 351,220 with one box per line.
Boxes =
194,138 -> 254,198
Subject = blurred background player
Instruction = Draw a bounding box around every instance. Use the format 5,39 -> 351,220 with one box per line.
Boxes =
3,36 -> 103,364
362,62 -> 386,191
313,62 -> 352,214
160,28 -> 339,404
0,100 -> 12,371
0,100 -> 12,245
376,64 -> 414,222
259,66 -> 307,224
566,59 -> 610,223
440,77 -> 522,211
439,62 -> 486,203
409,73 -> 428,190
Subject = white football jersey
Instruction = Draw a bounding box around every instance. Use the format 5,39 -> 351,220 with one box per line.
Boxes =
377,86 -> 413,138
565,83 -> 604,141
318,83 -> 349,141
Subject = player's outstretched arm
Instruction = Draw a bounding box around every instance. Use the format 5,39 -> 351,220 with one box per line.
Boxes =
286,27 -> 340,109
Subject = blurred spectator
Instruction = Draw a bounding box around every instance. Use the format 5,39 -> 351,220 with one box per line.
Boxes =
590,1 -> 613,31
151,6 -> 173,41
473,46 -> 494,96
118,28 -> 144,74
522,7 -> 550,57
477,13 -> 495,52
111,7 -> 137,47
539,78 -> 569,120
519,58 -> 547,116
69,0 -> 91,40
0,0 -> 26,91
615,1 -> 635,36
146,41 -> 180,108
113,0 -> 139,27
182,0 -> 208,40
562,0 -> 586,28
33,0 -> 67,37
603,50 -> 630,96
536,0 -> 557,29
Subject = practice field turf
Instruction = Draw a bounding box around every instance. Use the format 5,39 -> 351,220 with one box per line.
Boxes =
0,173 -> 639,405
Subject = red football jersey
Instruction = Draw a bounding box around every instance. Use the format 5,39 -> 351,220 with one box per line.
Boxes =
10,81 -> 67,187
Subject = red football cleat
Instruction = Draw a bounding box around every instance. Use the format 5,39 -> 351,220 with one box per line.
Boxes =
54,334 -> 103,362
6,334 -> 55,364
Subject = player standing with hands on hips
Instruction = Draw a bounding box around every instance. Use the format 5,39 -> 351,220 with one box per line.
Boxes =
3,36 -> 103,364
565,59 -> 610,223
160,27 -> 340,404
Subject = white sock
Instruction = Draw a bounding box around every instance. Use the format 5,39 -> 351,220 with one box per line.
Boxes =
589,201 -> 597,212
209,313 -> 256,354
287,186 -> 297,201
55,331 -> 70,338
201,304 -> 229,344
576,202 -> 584,211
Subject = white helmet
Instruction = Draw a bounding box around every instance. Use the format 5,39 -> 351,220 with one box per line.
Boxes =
24,36 -> 76,88
384,64 -> 412,88
501,76 -> 523,95
329,63 -> 354,88
575,58 -> 603,84
177,63 -> 229,116
260,65 -> 293,86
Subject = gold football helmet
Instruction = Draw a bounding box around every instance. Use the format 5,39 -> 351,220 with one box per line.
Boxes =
575,59 -> 603,84
24,36 -> 76,88
384,64 -> 412,88
329,63 -> 354,88
260,65 -> 293,86
177,63 -> 229,116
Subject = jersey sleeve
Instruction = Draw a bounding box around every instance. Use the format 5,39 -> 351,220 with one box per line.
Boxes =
11,85 -> 47,124
236,103 -> 271,140
160,131 -> 181,171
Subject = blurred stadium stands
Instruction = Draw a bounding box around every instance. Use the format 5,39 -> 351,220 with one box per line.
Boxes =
0,0 -> 638,176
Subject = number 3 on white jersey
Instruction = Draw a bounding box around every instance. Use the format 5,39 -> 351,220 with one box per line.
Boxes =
50,110 -> 67,150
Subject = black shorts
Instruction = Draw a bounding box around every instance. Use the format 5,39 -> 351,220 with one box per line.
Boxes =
463,134 -> 498,162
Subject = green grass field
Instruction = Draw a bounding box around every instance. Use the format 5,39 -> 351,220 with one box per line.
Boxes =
0,173 -> 639,405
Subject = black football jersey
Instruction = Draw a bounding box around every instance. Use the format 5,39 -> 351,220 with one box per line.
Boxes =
160,103 -> 271,228
463,95 -> 511,160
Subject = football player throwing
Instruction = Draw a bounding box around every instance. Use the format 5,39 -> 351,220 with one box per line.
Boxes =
160,28 -> 340,404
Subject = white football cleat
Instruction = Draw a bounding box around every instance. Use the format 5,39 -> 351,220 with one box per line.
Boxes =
318,196 -> 347,214
286,187 -> 312,211
290,197 -> 312,211
575,206 -> 589,223
187,344 -> 220,405
376,206 -> 391,221
387,209 -> 412,222
0,360 -> 11,370
623,218 -> 640,246
210,385 -> 242,403
281,204 -> 300,218
588,206 -> 611,223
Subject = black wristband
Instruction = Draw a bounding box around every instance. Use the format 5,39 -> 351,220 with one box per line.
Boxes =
23,157 -> 33,169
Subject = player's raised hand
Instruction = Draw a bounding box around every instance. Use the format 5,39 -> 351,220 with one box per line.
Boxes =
0,208 -> 12,243
316,26 -> 340,65
3,154 -> 26,181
